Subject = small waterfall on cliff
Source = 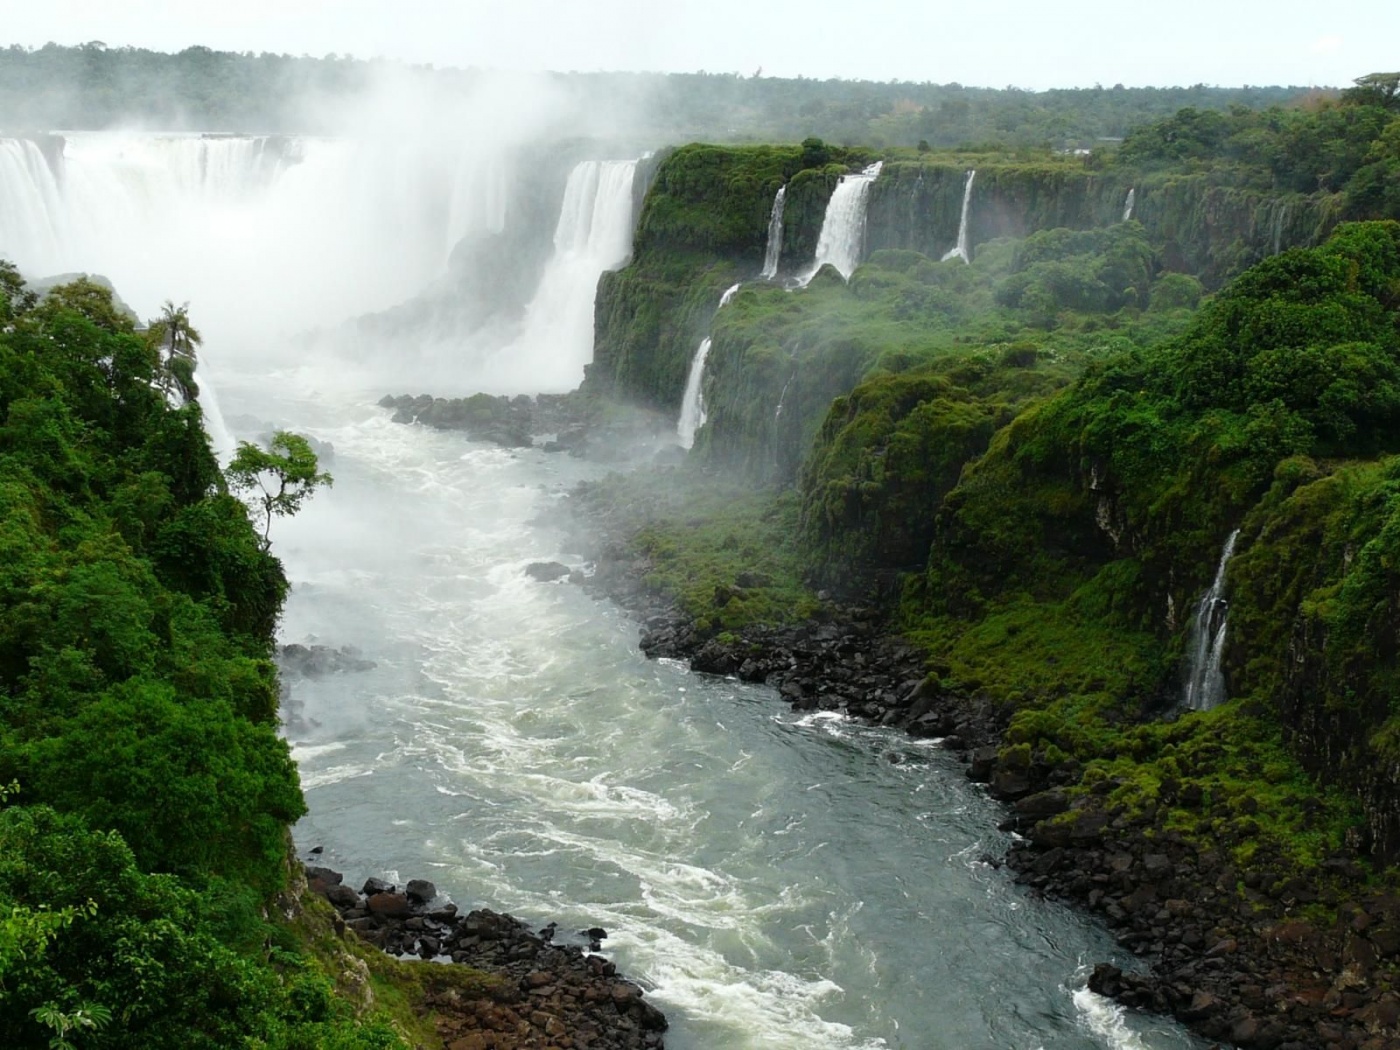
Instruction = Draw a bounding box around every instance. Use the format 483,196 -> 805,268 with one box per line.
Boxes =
1271,202 -> 1290,256
676,337 -> 713,449
1183,529 -> 1241,711
760,185 -> 787,279
774,371 -> 796,420
796,161 -> 883,286
941,170 -> 976,263
1122,187 -> 1136,222
676,281 -> 742,448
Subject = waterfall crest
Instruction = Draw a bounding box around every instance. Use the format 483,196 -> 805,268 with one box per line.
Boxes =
941,170 -> 976,263
1183,529 -> 1241,711
797,161 -> 883,285
760,185 -> 786,279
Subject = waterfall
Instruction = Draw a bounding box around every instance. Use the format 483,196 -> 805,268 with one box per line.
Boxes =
676,282 -> 742,448
1183,529 -> 1241,711
0,131 -> 469,332
488,159 -> 638,392
676,338 -> 713,450
796,161 -> 883,286
774,371 -> 796,420
1122,187 -> 1136,222
941,170 -> 976,263
1271,202 -> 1290,255
760,185 -> 786,279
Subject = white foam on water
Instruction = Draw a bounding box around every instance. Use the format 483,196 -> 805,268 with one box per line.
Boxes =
1072,987 -> 1154,1050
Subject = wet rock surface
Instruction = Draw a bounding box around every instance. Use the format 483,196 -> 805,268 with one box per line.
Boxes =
378,392 -> 675,462
562,491 -> 1400,1050
305,864 -> 667,1050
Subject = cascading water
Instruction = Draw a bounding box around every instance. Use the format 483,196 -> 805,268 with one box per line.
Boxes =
676,338 -> 713,449
1183,530 -> 1241,711
0,131 -> 476,334
941,169 -> 976,263
760,185 -> 787,279
1123,187 -> 1136,222
677,281 -> 742,448
796,162 -> 883,286
482,158 -> 638,393
1271,202 -> 1290,256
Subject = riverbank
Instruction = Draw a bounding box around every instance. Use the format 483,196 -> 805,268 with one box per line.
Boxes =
557,473 -> 1400,1050
298,862 -> 668,1050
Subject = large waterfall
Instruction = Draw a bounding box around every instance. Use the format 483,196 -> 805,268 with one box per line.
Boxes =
760,185 -> 787,279
483,159 -> 637,393
1183,530 -> 1241,711
677,281 -> 742,448
0,132 -> 470,333
941,170 -> 976,263
797,161 -> 883,285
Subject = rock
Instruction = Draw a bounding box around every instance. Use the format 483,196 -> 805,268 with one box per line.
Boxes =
524,561 -> 571,583
325,884 -> 361,909
367,892 -> 412,918
305,864 -> 343,885
405,878 -> 437,903
362,877 -> 395,896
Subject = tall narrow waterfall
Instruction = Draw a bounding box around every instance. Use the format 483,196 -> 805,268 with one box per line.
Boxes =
1123,187 -> 1136,222
490,159 -> 638,392
797,161 -> 883,286
676,338 -> 714,449
677,281 -> 742,448
941,170 -> 976,263
1183,529 -> 1241,711
760,185 -> 787,279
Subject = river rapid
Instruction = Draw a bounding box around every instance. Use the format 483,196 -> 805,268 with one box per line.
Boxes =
215,368 -> 1210,1050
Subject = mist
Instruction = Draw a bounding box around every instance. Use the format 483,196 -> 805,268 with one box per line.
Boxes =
0,64 -> 662,402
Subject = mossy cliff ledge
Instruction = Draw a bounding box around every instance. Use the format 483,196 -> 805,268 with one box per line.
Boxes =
585,142 -> 864,410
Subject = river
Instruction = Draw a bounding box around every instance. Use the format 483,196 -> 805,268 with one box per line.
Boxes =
215,368 -> 1209,1050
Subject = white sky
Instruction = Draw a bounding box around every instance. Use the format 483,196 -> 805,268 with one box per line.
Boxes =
1,0 -> 1394,90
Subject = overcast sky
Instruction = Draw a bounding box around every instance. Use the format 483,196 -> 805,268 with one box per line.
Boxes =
3,0 -> 1394,90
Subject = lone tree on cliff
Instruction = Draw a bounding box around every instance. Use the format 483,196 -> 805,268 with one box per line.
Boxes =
225,431 -> 332,550
147,299 -> 202,404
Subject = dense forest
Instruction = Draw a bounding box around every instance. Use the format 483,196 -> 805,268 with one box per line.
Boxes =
0,268 -> 420,1048
0,41 -> 1305,147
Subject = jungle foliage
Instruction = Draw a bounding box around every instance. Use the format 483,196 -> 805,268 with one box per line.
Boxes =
0,268 -> 396,1048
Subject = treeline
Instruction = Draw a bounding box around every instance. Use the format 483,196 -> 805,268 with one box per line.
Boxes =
0,269 -> 397,1047
1113,72 -> 1400,214
0,41 -> 1304,147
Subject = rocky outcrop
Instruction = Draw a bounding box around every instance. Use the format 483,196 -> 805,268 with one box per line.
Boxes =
304,864 -> 668,1050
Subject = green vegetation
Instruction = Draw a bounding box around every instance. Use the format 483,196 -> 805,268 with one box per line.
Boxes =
588,84 -> 1400,888
0,265 -> 398,1046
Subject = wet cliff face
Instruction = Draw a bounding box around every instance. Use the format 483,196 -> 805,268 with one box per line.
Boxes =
864,159 -> 1345,287
586,144 -> 844,409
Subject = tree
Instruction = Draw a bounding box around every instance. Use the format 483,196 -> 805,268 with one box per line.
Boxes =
145,301 -> 201,404
224,432 -> 332,549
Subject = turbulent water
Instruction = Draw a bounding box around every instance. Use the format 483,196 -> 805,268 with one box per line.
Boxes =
5,128 -> 1211,1050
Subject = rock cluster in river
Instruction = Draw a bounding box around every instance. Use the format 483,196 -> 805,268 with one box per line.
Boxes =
377,392 -> 678,462
563,495 -> 1400,1050
305,864 -> 667,1050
